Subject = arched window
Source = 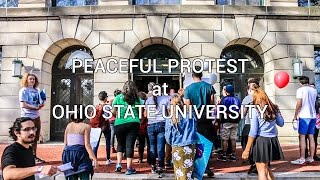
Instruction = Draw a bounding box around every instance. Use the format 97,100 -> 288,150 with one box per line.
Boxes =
0,0 -> 18,7
134,44 -> 181,75
219,44 -> 264,100
51,46 -> 94,141
220,44 -> 264,75
132,44 -> 181,93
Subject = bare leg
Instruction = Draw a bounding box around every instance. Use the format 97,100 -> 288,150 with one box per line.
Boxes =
127,157 -> 133,169
231,139 -> 236,154
308,134 -> 315,159
223,140 -> 228,153
256,162 -> 268,180
299,134 -> 306,159
267,167 -> 275,180
117,152 -> 123,164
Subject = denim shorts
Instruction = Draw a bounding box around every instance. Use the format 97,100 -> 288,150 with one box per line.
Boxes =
298,118 -> 316,135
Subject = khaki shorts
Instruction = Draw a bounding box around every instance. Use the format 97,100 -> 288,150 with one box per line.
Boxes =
220,123 -> 238,141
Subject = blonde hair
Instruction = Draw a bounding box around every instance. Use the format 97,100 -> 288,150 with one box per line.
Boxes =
170,94 -> 184,126
20,73 -> 39,88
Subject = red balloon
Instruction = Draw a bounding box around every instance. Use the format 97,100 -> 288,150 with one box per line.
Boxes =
274,71 -> 290,88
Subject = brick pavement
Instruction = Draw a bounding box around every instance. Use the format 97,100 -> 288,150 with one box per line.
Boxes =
0,144 -> 319,174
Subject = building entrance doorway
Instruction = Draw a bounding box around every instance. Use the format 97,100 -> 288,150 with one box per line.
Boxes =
219,44 -> 264,140
50,46 -> 94,141
132,44 -> 181,94
134,75 -> 180,94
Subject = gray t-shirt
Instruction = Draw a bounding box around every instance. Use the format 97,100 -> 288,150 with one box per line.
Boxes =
145,95 -> 171,124
242,95 -> 253,125
19,87 -> 40,119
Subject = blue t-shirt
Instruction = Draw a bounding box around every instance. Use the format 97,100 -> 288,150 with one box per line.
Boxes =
145,95 -> 171,124
184,81 -> 216,112
220,95 -> 241,123
19,87 -> 40,119
249,108 -> 284,138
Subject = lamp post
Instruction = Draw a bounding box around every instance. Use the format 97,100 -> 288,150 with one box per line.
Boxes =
292,58 -> 303,79
12,58 -> 23,78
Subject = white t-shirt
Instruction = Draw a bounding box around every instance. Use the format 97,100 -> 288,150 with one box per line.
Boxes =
296,86 -> 317,118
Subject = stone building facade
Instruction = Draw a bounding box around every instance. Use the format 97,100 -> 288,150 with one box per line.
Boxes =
0,3 -> 319,143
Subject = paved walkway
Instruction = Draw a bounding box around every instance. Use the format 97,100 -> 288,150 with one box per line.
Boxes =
0,143 -> 319,174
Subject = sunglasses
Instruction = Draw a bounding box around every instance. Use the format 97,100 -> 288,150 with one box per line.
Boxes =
20,127 -> 37,132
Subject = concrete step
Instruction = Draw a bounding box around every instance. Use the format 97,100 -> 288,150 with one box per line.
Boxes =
36,172 -> 320,180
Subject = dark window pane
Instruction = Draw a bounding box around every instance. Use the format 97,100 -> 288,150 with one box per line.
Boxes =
220,45 -> 264,74
217,0 -> 263,5
135,0 -> 180,4
56,0 -> 97,6
298,0 -> 319,6
0,0 -> 18,7
216,0 -> 230,5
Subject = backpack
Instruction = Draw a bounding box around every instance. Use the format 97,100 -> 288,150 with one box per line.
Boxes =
220,96 -> 241,124
89,104 -> 105,128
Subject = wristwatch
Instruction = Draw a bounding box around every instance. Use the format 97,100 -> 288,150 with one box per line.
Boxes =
37,166 -> 43,173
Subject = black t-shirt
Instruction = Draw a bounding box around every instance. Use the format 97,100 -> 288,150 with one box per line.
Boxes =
1,142 -> 35,180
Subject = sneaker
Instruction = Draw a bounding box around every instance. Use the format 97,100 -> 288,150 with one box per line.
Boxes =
115,163 -> 122,172
247,164 -> 258,174
112,147 -> 117,153
151,165 -> 157,174
125,168 -> 137,175
217,154 -> 227,162
106,159 -> 112,165
205,169 -> 214,177
34,156 -> 46,164
306,157 -> 316,165
158,168 -> 164,178
228,154 -> 236,162
217,149 -> 224,155
242,160 -> 250,165
165,162 -> 173,169
291,158 -> 306,165
314,156 -> 320,161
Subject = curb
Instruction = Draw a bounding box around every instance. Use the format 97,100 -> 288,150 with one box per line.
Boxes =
36,172 -> 320,180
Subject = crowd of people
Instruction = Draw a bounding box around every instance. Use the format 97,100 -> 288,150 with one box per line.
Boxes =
1,68 -> 319,180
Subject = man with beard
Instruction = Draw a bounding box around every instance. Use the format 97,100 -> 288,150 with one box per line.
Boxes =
1,117 -> 58,180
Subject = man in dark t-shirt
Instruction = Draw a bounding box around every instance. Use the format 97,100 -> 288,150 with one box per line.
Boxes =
1,117 -> 57,180
184,66 -> 216,177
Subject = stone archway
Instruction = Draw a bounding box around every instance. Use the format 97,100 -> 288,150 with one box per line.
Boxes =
129,37 -> 182,93
41,38 -> 93,141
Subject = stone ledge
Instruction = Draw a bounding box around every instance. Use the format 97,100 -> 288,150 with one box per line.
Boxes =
0,6 -> 316,18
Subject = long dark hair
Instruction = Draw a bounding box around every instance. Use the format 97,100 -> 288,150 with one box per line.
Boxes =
122,80 -> 139,105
